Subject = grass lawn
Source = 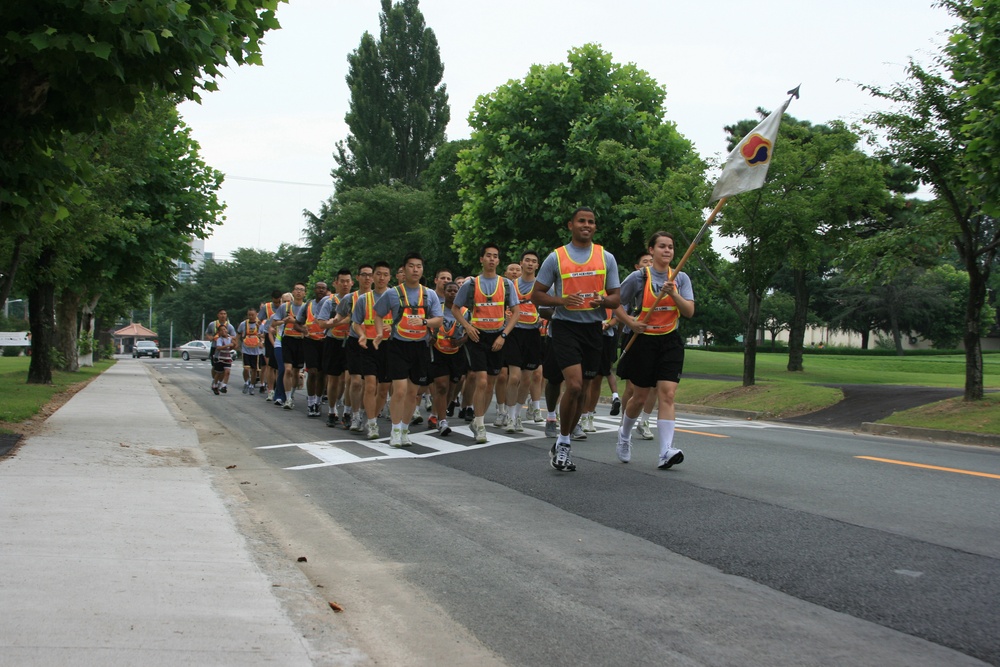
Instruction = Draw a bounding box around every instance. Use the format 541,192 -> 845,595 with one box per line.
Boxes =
880,393 -> 1000,434
0,357 -> 115,430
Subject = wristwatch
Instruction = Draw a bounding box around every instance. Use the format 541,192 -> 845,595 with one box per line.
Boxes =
500,332 -> 507,339
422,319 -> 428,326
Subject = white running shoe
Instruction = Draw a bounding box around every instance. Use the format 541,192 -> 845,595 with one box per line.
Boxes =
658,448 -> 684,470
550,443 -> 576,471
616,432 -> 632,463
583,414 -> 597,432
366,422 -> 379,440
544,420 -> 559,438
514,416 -> 524,432
438,419 -> 452,436
266,390 -> 274,402
637,419 -> 654,440
390,429 -> 403,448
571,423 -> 587,440
401,429 -> 412,447
493,412 -> 508,428
474,424 -> 488,444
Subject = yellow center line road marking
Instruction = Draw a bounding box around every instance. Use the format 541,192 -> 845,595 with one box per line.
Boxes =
855,456 -> 1000,480
677,429 -> 729,439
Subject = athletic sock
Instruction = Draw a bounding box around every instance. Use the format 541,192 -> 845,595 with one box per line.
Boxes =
620,413 -> 638,436
473,416 -> 484,428
640,410 -> 652,423
508,404 -> 520,421
547,411 -> 557,420
658,419 -> 677,458
612,392 -> 619,400
533,400 -> 542,411
556,434 -> 571,446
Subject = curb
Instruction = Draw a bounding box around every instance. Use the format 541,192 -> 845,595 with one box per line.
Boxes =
597,396 -> 763,421
859,422 -> 1000,448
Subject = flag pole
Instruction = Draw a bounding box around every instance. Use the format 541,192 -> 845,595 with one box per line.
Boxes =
618,196 -> 727,359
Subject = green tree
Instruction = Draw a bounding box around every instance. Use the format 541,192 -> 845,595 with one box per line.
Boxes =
333,0 -> 449,189
719,113 -> 889,375
1,0 -> 284,383
861,59 -> 998,398
453,44 -> 704,267
760,291 -> 796,351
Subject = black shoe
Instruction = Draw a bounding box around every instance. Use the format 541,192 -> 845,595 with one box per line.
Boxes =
610,396 -> 621,416
220,385 -> 227,394
327,413 -> 337,427
462,407 -> 473,422
446,400 -> 458,417
212,386 -> 220,395
342,412 -> 352,429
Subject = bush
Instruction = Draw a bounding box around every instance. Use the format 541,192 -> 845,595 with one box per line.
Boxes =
2,346 -> 22,357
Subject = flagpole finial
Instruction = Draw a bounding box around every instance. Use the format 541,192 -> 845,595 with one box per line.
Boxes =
787,85 -> 801,100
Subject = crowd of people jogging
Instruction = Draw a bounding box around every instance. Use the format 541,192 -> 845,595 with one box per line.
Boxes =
202,207 -> 694,472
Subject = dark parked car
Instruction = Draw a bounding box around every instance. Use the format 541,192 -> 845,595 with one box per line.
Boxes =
133,340 -> 160,359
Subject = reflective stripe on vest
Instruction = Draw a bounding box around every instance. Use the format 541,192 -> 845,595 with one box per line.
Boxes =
639,267 -> 679,335
283,303 -> 305,338
469,276 -> 506,331
305,300 -> 325,340
242,320 -> 261,348
435,307 -> 468,354
395,286 -> 428,341
362,291 -> 394,339
330,294 -> 351,339
555,244 -> 607,310
516,278 -> 539,325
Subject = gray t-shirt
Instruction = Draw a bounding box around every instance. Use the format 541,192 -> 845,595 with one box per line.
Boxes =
535,244 -> 621,324
454,275 -> 519,329
236,319 -> 264,355
374,285 -> 444,342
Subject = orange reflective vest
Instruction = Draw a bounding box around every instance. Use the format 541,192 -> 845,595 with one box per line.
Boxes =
283,303 -> 305,338
435,306 -> 468,354
469,276 -> 506,332
555,244 -> 607,310
359,291 -> 394,339
639,267 -> 680,335
395,286 -> 429,341
330,294 -> 351,340
516,279 -> 539,325
242,320 -> 261,348
304,300 -> 326,340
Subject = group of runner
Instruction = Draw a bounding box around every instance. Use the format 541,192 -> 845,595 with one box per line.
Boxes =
203,207 -> 694,472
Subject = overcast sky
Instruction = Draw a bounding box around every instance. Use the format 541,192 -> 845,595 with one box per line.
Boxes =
177,0 -> 956,261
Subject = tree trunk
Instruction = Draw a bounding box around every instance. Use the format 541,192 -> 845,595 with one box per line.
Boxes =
860,329 -> 870,350
743,290 -> 762,387
56,290 -> 80,371
963,264 -> 987,401
786,268 -> 808,371
888,303 -> 904,356
27,280 -> 55,384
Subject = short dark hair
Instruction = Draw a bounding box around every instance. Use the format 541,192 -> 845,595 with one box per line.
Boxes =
373,261 -> 391,271
520,250 -> 539,262
337,268 -> 352,278
434,267 -> 452,279
271,290 -> 283,299
357,263 -> 373,274
635,250 -> 652,264
402,251 -> 424,266
479,242 -> 500,258
569,206 -> 595,220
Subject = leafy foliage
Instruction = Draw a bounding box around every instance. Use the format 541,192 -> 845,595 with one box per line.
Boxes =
453,44 -> 705,267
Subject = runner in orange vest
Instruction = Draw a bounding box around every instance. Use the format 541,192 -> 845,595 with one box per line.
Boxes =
351,262 -> 394,440
318,268 -> 354,427
617,250 -> 658,439
452,243 -> 520,444
332,264 -> 375,433
259,290 -> 283,400
613,231 -> 695,469
237,308 -> 264,395
532,207 -> 621,472
373,252 -> 444,447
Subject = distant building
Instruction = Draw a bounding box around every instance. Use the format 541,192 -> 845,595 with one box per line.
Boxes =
175,238 -> 207,283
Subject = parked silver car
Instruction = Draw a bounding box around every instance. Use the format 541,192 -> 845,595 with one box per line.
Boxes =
177,340 -> 211,361
132,340 -> 160,358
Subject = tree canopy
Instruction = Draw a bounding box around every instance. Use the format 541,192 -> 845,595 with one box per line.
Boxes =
452,44 -> 705,268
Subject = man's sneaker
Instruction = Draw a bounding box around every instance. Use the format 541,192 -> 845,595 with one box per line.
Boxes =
284,399 -> 293,410
438,419 -> 452,436
583,414 -> 597,433
390,429 -> 403,448
493,412 -> 508,428
533,408 -> 545,423
462,407 -> 474,422
350,414 -> 363,432
474,424 -> 488,444
411,408 -> 423,425
220,385 -> 228,394
447,400 -> 458,417
212,385 -> 220,395
637,419 -> 654,440
658,449 -> 684,470
366,422 -> 380,440
550,443 -> 576,471
610,396 -> 621,416
514,416 -> 524,432
266,390 -> 274,402
401,429 -> 412,447
544,420 -> 559,438
571,423 -> 587,440
273,398 -> 283,407
327,413 -> 337,427
242,383 -> 250,394
423,394 -> 433,411
616,432 -> 632,463
306,404 -> 316,418
342,412 -> 352,429
427,415 -> 438,430
248,385 -> 256,395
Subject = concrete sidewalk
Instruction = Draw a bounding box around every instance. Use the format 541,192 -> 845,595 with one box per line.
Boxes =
0,362 -> 361,666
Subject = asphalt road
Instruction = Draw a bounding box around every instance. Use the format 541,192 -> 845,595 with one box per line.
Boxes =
148,358 -> 1000,666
